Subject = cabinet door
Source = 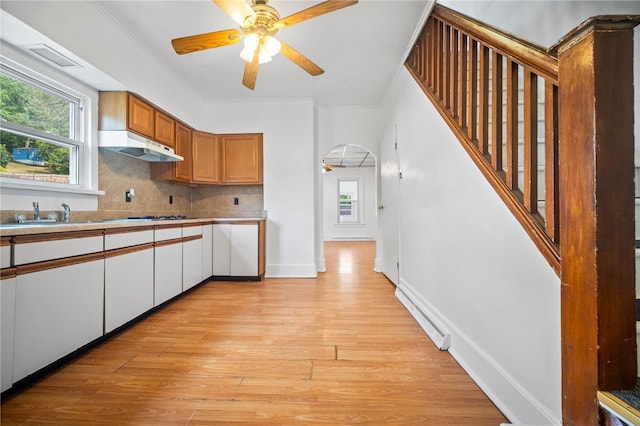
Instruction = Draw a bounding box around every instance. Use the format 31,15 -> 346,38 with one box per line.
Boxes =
13,259 -> 105,382
1,275 -> 15,392
105,248 -> 154,333
193,131 -> 220,183
212,224 -> 231,276
230,224 -> 258,276
183,225 -> 203,290
183,238 -> 203,291
202,224 -> 213,279
174,122 -> 193,182
220,134 -> 263,184
155,110 -> 175,147
127,94 -> 155,138
155,242 -> 183,306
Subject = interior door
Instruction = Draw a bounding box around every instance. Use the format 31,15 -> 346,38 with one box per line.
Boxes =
380,124 -> 400,285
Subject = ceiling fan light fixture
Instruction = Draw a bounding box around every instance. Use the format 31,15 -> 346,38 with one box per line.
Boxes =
263,36 -> 281,56
258,46 -> 272,64
243,33 -> 260,50
240,47 -> 254,62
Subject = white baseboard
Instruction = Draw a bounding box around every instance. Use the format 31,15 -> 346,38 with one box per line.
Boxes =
374,257 -> 383,272
396,279 -> 561,426
265,264 -> 317,278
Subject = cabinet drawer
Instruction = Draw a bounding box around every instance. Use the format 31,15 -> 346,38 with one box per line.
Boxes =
155,226 -> 182,242
1,237 -> 11,269
14,233 -> 103,265
182,225 -> 203,238
105,228 -> 154,250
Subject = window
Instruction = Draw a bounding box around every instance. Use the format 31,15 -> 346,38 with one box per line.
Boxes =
0,64 -> 84,187
338,179 -> 360,224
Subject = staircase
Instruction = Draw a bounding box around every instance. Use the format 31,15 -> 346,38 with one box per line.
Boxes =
405,5 -> 640,424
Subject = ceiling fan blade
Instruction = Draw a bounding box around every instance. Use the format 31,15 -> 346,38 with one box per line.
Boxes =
274,0 -> 358,29
172,29 -> 241,55
212,0 -> 256,26
279,41 -> 324,76
242,50 -> 260,90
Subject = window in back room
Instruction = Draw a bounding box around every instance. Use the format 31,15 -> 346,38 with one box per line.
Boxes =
0,63 -> 84,186
338,178 -> 360,224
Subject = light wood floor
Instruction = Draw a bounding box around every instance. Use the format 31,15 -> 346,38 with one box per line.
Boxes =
1,241 -> 508,425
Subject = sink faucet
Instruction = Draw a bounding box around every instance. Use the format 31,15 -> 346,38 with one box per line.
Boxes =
33,201 -> 40,220
61,203 -> 70,222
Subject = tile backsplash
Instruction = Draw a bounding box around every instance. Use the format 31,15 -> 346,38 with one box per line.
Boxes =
1,150 -> 264,223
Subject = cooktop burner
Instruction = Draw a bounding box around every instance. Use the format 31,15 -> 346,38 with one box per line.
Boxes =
127,215 -> 188,220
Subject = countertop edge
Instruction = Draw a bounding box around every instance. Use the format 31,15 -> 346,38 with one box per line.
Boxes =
0,217 -> 267,236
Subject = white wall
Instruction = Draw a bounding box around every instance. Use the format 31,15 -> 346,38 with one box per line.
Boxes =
1,4 -> 319,278
381,66 -> 562,425
322,167 -> 377,241
200,99 -> 317,278
377,1 -> 640,424
0,1 -> 202,125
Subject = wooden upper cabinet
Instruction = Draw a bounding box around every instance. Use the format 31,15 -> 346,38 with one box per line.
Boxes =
220,133 -> 263,184
150,121 -> 192,183
154,111 -> 175,148
99,91 -> 178,148
192,131 -> 220,183
174,123 -> 193,182
127,94 -> 155,138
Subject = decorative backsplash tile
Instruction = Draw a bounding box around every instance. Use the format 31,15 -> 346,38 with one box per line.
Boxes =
0,150 -> 264,223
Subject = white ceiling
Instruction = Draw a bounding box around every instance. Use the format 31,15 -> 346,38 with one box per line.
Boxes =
89,0 -> 431,104
324,144 -> 376,168
0,0 -> 432,167
0,0 -> 431,105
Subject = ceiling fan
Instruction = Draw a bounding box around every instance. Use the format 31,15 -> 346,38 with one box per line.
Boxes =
171,0 -> 358,90
322,161 -> 345,172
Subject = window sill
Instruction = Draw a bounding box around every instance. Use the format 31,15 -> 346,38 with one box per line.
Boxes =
0,179 -> 105,196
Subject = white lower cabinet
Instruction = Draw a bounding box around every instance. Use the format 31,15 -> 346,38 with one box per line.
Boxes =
202,224 -> 213,279
212,224 -> 232,276
105,247 -> 154,333
154,226 -> 183,306
182,225 -> 203,291
1,274 -> 16,392
13,258 -> 104,382
213,223 -> 259,277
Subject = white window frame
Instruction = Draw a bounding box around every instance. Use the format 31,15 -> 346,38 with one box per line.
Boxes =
0,52 -> 101,201
0,61 -> 85,188
337,178 -> 362,225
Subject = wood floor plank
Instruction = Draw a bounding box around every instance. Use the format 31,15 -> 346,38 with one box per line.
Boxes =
1,241 -> 508,424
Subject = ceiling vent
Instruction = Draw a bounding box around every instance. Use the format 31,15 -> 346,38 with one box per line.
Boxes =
27,44 -> 81,68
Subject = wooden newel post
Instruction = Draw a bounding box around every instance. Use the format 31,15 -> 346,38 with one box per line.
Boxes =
554,16 -> 640,425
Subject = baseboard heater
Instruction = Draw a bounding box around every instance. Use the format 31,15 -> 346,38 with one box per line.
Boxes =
396,288 -> 451,350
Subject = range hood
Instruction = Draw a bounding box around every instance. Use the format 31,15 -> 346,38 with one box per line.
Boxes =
98,130 -> 183,162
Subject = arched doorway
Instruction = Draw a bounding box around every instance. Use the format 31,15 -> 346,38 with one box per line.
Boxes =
320,144 -> 379,271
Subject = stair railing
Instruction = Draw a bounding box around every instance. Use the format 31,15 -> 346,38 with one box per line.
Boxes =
406,5 -> 640,424
406,4 -> 560,271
